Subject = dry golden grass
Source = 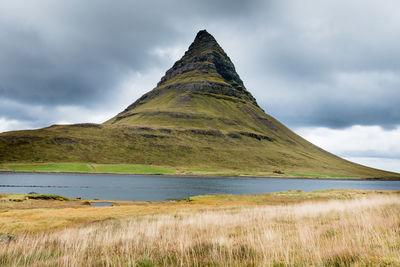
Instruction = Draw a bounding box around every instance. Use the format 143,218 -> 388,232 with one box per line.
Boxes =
0,190 -> 390,234
1,193 -> 399,266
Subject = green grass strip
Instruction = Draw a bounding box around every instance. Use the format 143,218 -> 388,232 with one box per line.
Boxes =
95,164 -> 175,174
187,169 -> 217,173
6,163 -> 92,173
286,172 -> 355,178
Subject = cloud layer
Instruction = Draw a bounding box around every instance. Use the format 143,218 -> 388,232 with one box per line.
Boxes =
1,0 -> 399,129
296,125 -> 400,159
0,1 -> 399,171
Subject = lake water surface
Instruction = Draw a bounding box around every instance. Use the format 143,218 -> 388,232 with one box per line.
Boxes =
0,173 -> 399,201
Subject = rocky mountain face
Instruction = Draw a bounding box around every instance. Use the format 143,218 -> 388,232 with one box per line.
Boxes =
106,30 -> 262,128
156,30 -> 258,106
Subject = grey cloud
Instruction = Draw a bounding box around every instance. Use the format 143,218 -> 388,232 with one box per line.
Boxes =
0,0 -> 399,132
0,1 -> 180,106
258,80 -> 400,129
0,0 -> 262,108
238,1 -> 400,129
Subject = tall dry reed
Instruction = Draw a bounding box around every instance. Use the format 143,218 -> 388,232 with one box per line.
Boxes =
1,195 -> 399,266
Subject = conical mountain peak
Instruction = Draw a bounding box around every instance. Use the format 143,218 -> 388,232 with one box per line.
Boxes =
155,30 -> 258,106
193,30 -> 217,44
108,30 -> 262,127
186,30 -> 219,53
195,29 -> 215,40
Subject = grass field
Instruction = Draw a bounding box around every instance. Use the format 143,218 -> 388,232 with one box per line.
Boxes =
5,163 -> 93,173
94,164 -> 175,174
0,163 -> 176,175
1,162 -> 396,179
285,172 -> 356,178
0,190 -> 399,266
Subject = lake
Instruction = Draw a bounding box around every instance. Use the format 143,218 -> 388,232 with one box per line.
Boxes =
0,173 -> 399,201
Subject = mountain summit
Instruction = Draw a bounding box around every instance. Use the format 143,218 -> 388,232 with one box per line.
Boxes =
106,30 -> 263,132
156,30 -> 257,106
1,30 -> 398,179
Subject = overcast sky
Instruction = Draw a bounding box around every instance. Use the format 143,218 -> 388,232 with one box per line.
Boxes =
1,0 -> 399,173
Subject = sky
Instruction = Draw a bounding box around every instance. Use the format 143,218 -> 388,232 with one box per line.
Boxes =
0,0 -> 399,173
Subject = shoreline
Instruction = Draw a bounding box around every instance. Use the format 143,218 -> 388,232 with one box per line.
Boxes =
2,189 -> 400,203
1,169 -> 400,181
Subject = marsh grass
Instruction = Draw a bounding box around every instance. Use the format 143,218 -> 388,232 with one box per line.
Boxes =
1,194 -> 399,266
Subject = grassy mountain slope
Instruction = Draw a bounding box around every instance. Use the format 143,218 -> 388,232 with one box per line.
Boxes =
0,30 -> 399,179
0,123 -> 398,178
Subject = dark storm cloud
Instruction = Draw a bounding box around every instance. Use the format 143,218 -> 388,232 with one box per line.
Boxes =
0,1 -> 178,105
0,0 -> 261,107
0,0 -> 399,131
256,67 -> 400,129
276,101 -> 400,129
236,0 -> 400,129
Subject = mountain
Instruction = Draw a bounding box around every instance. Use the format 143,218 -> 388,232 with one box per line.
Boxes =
0,30 -> 398,179
105,30 -> 262,131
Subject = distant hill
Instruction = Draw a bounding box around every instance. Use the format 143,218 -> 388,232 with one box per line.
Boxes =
1,30 -> 399,179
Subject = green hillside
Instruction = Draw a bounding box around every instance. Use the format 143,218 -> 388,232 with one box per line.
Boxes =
0,30 -> 399,179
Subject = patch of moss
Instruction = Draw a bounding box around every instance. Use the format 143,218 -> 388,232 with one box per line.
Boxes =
27,194 -> 69,201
